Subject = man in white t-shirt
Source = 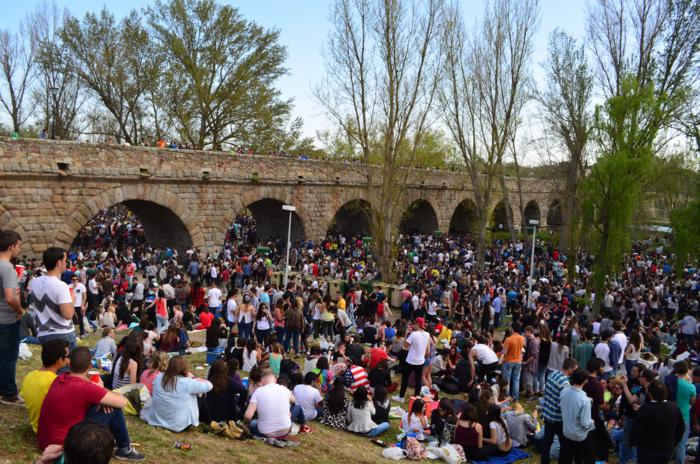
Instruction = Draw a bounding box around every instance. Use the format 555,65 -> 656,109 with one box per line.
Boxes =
468,335 -> 500,383
393,317 -> 430,402
68,274 -> 87,337
611,322 -> 627,365
244,368 -> 309,436
292,372 -> 323,421
29,247 -> 76,348
594,331 -> 613,378
207,282 -> 223,314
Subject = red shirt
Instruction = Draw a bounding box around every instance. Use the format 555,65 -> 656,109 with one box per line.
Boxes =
37,373 -> 107,449
199,311 -> 214,329
369,347 -> 389,370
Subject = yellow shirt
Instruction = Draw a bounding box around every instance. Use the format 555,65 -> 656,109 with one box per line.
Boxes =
437,327 -> 452,347
337,297 -> 346,310
20,370 -> 57,432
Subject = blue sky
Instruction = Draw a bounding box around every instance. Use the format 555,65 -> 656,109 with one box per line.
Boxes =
1,0 -> 588,142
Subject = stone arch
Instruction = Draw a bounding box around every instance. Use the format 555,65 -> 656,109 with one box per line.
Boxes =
491,200 -> 512,231
56,184 -> 203,252
245,198 -> 305,241
399,199 -> 439,234
329,199 -> 373,236
449,198 -> 479,234
522,200 -> 541,226
547,199 -> 563,229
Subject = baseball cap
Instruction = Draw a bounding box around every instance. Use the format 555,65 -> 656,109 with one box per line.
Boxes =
415,317 -> 426,329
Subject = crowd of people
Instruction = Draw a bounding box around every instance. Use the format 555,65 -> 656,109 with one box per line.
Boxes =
0,207 -> 698,464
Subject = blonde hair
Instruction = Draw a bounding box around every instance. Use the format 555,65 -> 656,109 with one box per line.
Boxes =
150,351 -> 170,373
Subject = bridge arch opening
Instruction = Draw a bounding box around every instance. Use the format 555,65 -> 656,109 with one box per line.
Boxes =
523,201 -> 541,226
449,199 -> 478,234
246,198 -> 305,241
491,200 -> 512,231
329,200 -> 372,236
71,201 -> 193,252
547,200 -> 563,229
399,199 -> 439,235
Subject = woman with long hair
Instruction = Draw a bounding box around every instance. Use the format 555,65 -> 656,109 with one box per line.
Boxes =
454,403 -> 488,461
140,351 -> 170,394
482,404 -> 512,456
536,324 -> 552,394
320,377 -> 349,430
140,356 -> 213,432
206,359 -> 246,422
254,303 -> 273,347
112,333 -> 144,390
159,324 -> 180,353
346,386 -> 390,437
624,330 -> 643,377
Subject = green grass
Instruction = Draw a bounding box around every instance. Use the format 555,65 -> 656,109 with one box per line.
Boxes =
1,331 -> 543,464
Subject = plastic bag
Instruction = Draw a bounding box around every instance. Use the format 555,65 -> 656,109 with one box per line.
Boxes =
18,343 -> 32,360
382,447 -> 408,461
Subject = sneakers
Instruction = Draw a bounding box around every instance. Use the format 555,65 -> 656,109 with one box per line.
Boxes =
392,395 -> 405,403
0,395 -> 25,406
113,447 -> 145,462
299,424 -> 312,434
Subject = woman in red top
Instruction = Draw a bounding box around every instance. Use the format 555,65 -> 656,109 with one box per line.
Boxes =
190,281 -> 205,310
145,290 -> 169,334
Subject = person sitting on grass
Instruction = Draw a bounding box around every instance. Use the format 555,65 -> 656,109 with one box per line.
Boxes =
320,377 -> 350,430
244,367 -> 311,437
482,404 -> 513,456
401,398 -> 436,442
37,346 -> 144,461
206,359 -> 248,423
346,386 -> 390,437
93,328 -> 117,359
22,339 -> 69,433
139,351 -> 170,395
140,355 -> 213,433
292,372 -> 323,421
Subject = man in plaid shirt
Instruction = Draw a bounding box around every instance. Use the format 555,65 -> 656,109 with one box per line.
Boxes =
540,357 -> 578,464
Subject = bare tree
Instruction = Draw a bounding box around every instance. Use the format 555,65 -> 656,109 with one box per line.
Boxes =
316,0 -> 443,281
29,1 -> 85,140
538,29 -> 593,272
0,20 -> 37,133
440,0 -> 539,268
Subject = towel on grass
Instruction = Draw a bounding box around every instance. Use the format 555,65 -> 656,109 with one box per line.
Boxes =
472,448 -> 529,464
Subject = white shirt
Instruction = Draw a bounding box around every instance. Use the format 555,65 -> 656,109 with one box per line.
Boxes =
249,383 -> 293,435
405,330 -> 430,366
88,278 -> 99,295
226,298 -> 238,324
594,342 -> 612,373
472,343 -> 499,364
292,384 -> 322,421
612,332 -> 627,364
207,287 -> 222,308
29,275 -> 74,337
70,282 -> 86,307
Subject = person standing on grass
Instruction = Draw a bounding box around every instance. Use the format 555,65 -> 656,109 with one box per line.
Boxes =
632,380 -> 685,464
500,322 -> 525,401
30,247 -> 76,349
393,317 -> 430,403
559,368 -> 595,464
0,230 -> 24,405
540,357 -> 578,464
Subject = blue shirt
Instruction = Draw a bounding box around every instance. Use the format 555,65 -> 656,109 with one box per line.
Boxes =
560,386 -> 595,441
542,370 -> 570,422
492,296 -> 503,314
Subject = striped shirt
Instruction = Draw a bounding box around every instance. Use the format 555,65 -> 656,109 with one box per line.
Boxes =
542,370 -> 570,423
346,365 -> 369,392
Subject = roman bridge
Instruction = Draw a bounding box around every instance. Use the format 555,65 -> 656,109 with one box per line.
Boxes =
0,138 -> 562,256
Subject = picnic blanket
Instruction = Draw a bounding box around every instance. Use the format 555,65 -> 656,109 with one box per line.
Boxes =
472,448 -> 529,464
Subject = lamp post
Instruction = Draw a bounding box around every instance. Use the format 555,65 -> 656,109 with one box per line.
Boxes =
527,219 -> 539,310
282,204 -> 296,288
48,86 -> 59,140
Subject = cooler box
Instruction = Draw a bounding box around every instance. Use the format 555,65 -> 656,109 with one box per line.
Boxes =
206,347 -> 224,365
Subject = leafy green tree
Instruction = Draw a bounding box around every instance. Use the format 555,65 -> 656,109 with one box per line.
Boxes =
147,0 -> 291,150
671,181 -> 700,265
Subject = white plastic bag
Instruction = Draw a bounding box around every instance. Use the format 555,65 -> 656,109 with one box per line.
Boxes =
439,445 -> 464,464
18,343 -> 32,360
382,447 -> 408,461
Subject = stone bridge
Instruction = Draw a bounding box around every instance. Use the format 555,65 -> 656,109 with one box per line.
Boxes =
0,138 -> 563,256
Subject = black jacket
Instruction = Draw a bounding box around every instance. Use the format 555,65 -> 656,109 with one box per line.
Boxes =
631,400 -> 685,452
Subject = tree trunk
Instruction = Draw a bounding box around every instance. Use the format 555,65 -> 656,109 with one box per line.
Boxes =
499,170 -> 518,244
476,210 -> 488,270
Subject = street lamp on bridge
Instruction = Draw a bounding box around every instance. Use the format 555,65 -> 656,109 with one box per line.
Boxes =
282,204 -> 296,288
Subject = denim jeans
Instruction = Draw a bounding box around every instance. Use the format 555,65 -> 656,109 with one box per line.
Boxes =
0,321 -> 21,398
676,420 -> 690,464
619,416 -> 637,464
536,366 -> 550,393
156,314 -> 169,334
364,421 -> 390,437
85,404 -> 131,449
274,326 -> 285,344
238,322 -> 253,341
541,420 -> 563,464
284,329 -> 300,353
501,362 -> 522,400
39,331 -> 77,350
255,328 -> 271,346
